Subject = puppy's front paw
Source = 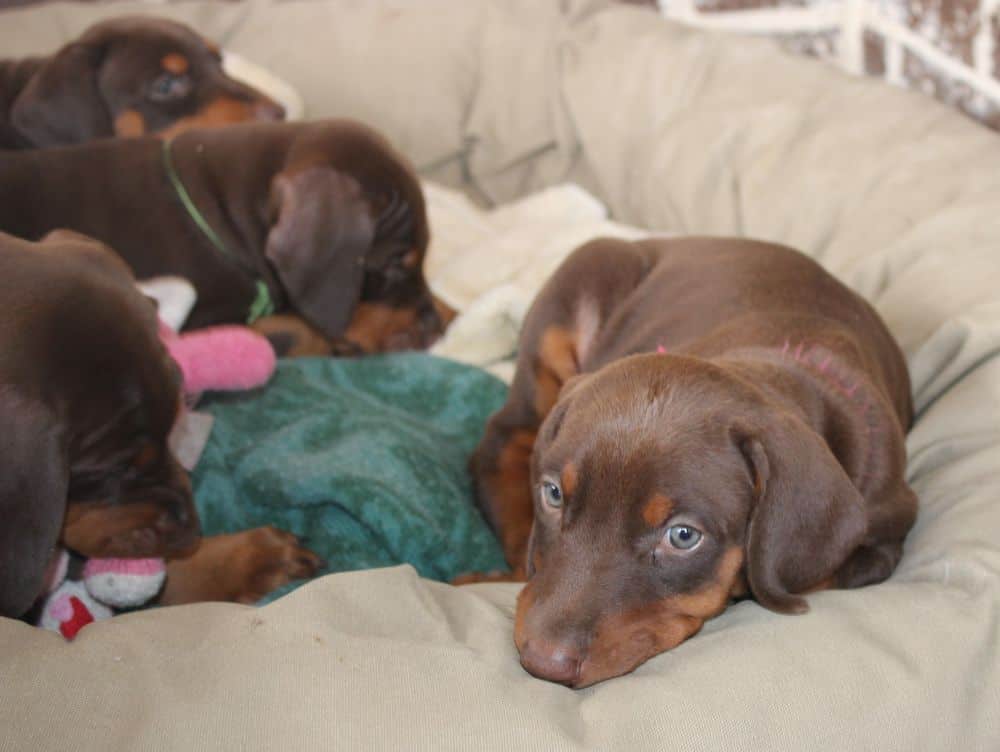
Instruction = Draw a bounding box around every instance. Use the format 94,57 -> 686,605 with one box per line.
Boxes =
231,526 -> 325,604
160,526 -> 324,606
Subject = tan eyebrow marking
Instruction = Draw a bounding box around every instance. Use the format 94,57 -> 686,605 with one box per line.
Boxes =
641,493 -> 673,528
161,53 -> 190,74
561,462 -> 578,497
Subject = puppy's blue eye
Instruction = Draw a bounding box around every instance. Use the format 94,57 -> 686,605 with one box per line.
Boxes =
667,525 -> 702,550
540,481 -> 562,509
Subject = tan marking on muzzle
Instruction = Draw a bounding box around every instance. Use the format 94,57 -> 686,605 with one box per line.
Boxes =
62,495 -> 199,560
576,547 -> 746,686
432,294 -> 457,328
114,109 -> 146,137
251,314 -> 332,358
515,547 -> 745,687
155,97 -> 258,139
341,302 -> 424,353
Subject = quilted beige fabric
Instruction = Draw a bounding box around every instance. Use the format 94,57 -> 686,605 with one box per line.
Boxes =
1,2 -> 999,750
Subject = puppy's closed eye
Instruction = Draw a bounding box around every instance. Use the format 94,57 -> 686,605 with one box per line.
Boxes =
148,72 -> 193,102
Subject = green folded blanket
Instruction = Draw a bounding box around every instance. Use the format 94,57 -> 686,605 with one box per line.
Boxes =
192,353 -> 509,602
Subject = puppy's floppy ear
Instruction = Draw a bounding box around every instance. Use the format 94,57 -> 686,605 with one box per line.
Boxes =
0,396 -> 68,617
265,167 -> 375,340
735,411 -> 867,615
10,42 -> 112,146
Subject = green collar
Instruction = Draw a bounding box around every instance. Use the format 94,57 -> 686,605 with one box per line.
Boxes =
161,139 -> 274,324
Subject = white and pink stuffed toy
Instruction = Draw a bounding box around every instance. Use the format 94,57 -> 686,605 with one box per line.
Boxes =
39,278 -> 276,639
38,552 -> 166,639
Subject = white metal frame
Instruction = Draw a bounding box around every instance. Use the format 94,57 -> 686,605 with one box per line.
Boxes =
657,0 -> 1000,114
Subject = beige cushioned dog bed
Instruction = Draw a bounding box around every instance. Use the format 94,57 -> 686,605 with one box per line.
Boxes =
2,1 -> 999,749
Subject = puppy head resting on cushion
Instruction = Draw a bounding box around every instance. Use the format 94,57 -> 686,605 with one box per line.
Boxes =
469,236 -> 917,688
517,352 -> 877,687
260,121 -> 443,354
6,15 -> 284,148
0,229 -> 199,618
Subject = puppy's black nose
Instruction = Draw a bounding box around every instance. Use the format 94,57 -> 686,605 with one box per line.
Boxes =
418,303 -> 444,346
518,638 -> 583,686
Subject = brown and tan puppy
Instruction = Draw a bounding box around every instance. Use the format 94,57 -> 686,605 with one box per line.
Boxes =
0,16 -> 284,149
0,120 -> 442,354
0,229 -> 321,620
469,237 -> 918,688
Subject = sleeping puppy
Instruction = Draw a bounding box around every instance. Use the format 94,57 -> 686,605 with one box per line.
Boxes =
0,229 -> 321,619
468,237 -> 918,687
0,15 -> 284,149
0,120 -> 442,355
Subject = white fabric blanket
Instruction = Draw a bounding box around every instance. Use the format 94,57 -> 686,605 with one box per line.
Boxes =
425,182 -> 649,380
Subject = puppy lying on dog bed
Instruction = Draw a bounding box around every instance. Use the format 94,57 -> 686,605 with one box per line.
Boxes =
470,236 -> 917,687
0,229 -> 319,620
0,15 -> 283,149
0,120 -> 442,353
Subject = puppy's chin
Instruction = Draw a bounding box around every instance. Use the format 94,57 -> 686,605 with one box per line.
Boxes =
330,326 -> 440,356
66,521 -> 202,561
514,581 -> 705,688
100,524 -> 201,560
513,546 -> 747,688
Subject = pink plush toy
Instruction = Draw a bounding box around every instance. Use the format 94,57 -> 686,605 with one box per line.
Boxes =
39,314 -> 277,639
158,321 -> 277,398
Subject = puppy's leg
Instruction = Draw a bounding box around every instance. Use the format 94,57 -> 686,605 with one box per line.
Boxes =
836,479 -> 917,589
465,239 -> 655,581
158,527 -> 323,605
469,401 -> 538,580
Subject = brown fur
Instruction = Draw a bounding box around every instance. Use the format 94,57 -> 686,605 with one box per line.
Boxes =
534,326 -> 580,416
0,120 -> 441,354
0,16 -> 283,149
0,230 -> 321,619
467,237 -> 918,687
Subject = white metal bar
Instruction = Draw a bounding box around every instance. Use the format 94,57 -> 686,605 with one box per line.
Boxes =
885,37 -> 905,85
658,4 -> 842,33
656,0 -> 1000,108
974,0 -> 1000,77
865,7 -> 1000,103
839,0 -> 866,74
665,0 -> 698,22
